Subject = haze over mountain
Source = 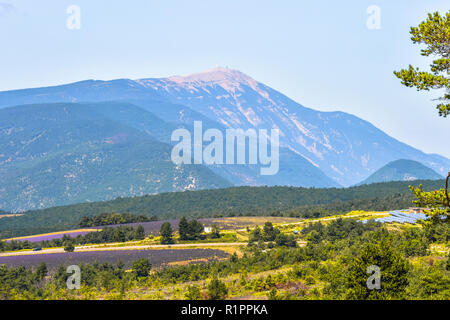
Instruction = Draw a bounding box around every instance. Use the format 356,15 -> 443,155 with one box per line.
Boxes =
0,102 -> 232,211
0,68 -> 449,211
358,159 -> 444,185
0,99 -> 336,212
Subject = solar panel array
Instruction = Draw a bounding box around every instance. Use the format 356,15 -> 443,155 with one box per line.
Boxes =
361,211 -> 429,225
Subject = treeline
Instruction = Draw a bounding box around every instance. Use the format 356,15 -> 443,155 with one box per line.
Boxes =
79,213 -> 157,227
0,225 -> 146,252
0,180 -> 444,239
300,217 -> 448,257
248,222 -> 297,248
280,193 -> 423,218
159,218 -> 221,244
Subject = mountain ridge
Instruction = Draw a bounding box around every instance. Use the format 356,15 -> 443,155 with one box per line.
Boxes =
0,68 -> 449,187
358,159 -> 444,185
0,102 -> 233,211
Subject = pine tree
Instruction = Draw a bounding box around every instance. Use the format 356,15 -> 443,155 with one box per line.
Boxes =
262,222 -> 280,241
135,225 -> 146,240
346,239 -> 410,299
207,277 -> 228,300
132,258 -> 152,278
178,217 -> 189,240
160,222 -> 174,244
394,11 -> 450,117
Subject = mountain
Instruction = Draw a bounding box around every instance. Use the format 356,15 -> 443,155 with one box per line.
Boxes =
0,102 -> 232,211
0,100 -> 337,212
358,159 -> 444,185
122,99 -> 337,188
1,67 -> 448,187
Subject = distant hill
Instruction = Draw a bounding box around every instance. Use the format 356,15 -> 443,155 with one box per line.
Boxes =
0,179 -> 444,239
0,100 -> 339,212
0,102 -> 232,211
358,159 -> 443,185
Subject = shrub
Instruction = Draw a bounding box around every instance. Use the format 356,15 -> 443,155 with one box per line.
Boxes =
185,285 -> 202,300
64,242 -> 75,253
132,258 -> 152,278
207,277 -> 228,300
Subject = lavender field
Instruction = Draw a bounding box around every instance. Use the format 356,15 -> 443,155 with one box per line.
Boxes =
0,249 -> 229,272
6,230 -> 97,243
4,217 -> 301,243
89,219 -> 216,235
91,217 -> 302,235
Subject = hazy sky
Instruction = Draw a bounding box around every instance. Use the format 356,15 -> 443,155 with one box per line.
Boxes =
1,0 -> 449,158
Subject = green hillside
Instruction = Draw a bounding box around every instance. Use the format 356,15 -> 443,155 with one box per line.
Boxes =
0,103 -> 231,211
359,159 -> 443,185
0,179 -> 444,238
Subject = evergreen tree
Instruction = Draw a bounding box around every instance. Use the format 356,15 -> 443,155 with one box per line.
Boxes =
189,219 -> 205,240
34,262 -> 48,281
132,258 -> 152,278
178,217 -> 189,240
160,222 -> 174,244
210,224 -> 221,239
262,222 -> 280,241
249,226 -> 263,243
184,285 -> 201,300
346,240 -> 410,299
394,11 -> 450,117
207,277 -> 228,300
178,217 -> 204,240
135,225 -> 146,240
275,233 -> 297,247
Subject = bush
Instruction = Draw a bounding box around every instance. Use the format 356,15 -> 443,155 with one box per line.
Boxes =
263,222 -> 280,241
209,224 -> 221,239
207,277 -> 228,300
346,240 -> 410,299
132,258 -> 152,278
275,234 -> 297,247
185,285 -> 202,300
64,242 -> 75,252
135,225 -> 146,240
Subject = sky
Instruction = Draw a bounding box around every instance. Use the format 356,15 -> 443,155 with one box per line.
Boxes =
0,0 -> 449,158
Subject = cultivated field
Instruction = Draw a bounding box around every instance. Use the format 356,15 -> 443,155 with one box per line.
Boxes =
0,248 -> 229,272
4,217 -> 304,242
